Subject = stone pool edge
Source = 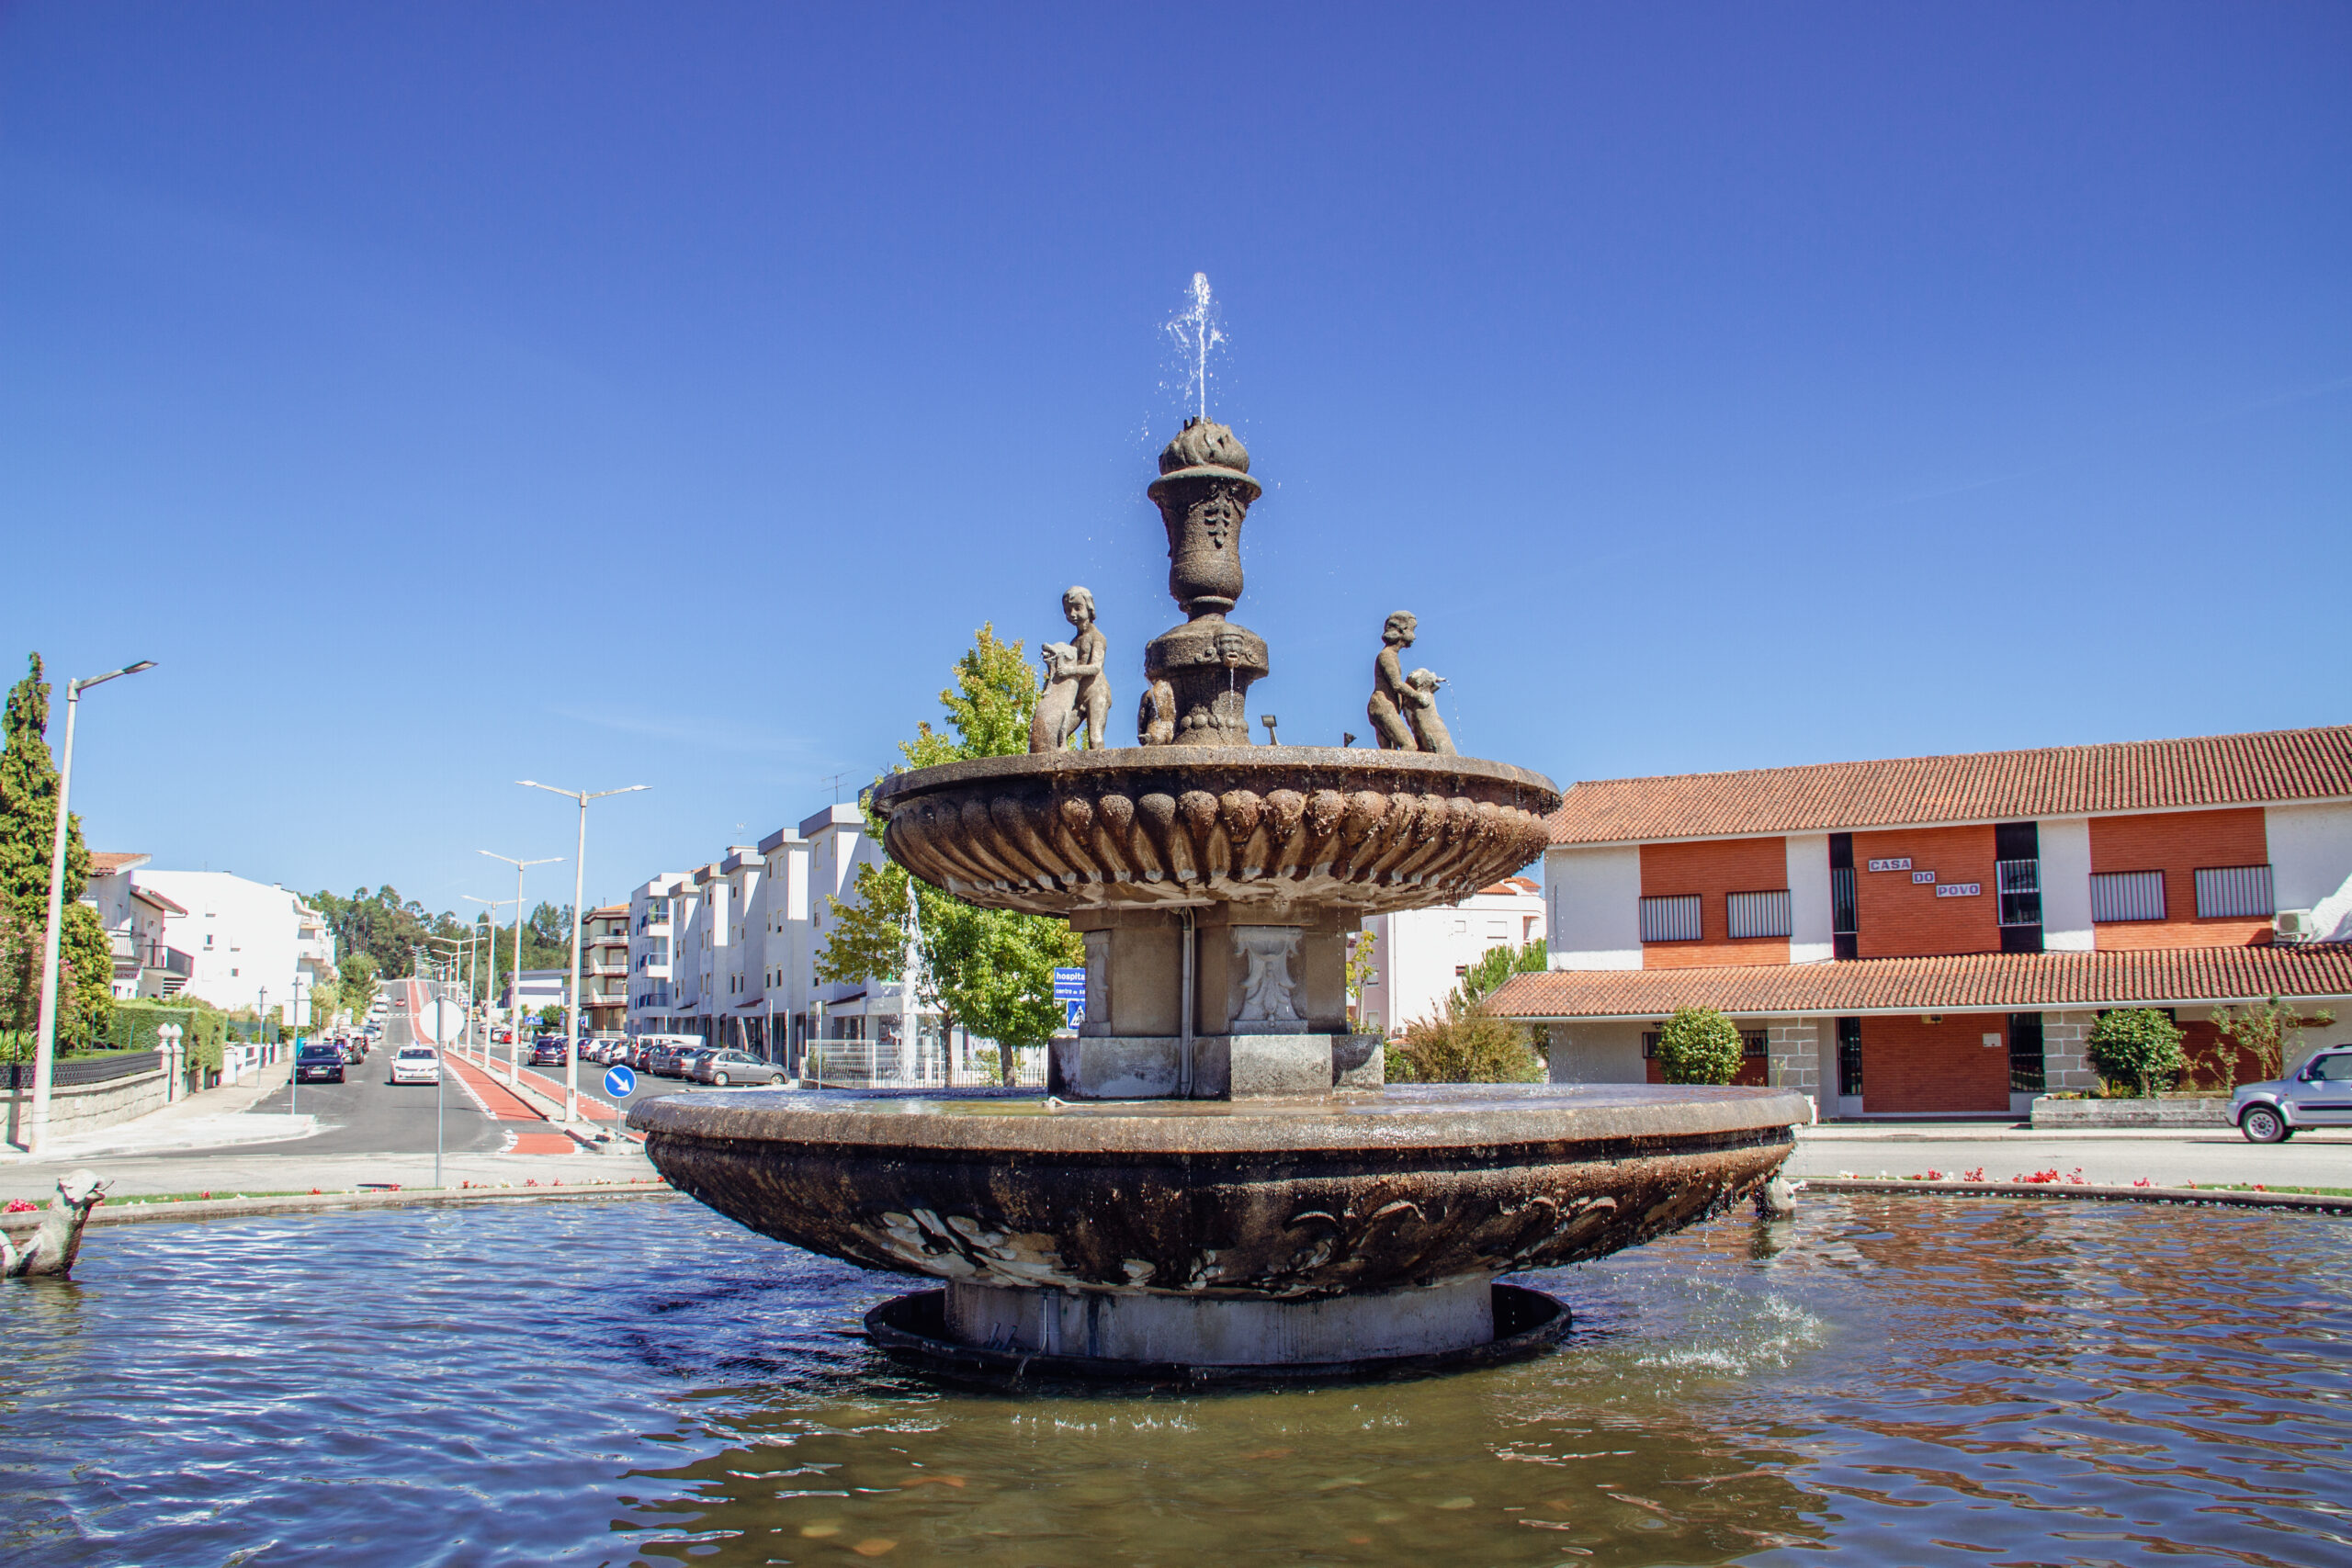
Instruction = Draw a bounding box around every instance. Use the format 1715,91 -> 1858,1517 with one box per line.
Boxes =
1808,1178 -> 2352,1214
1,1179 -> 678,1236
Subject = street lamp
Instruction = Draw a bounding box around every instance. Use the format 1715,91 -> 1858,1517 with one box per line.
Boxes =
481,851 -> 560,1089
463,896 -> 514,1065
27,658 -> 155,1155
517,781 -> 648,1123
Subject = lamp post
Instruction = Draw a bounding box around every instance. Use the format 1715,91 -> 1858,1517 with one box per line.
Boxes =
481,852 -> 560,1089
463,897 -> 513,1064
27,658 -> 155,1155
517,782 -> 647,1123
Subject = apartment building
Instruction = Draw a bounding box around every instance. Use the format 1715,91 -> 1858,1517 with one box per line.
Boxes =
1355,877 -> 1545,1036
1490,726 -> 2352,1117
584,905 -> 629,1033
85,861 -> 338,1022
626,803 -> 944,1077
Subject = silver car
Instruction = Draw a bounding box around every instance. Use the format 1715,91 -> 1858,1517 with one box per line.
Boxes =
2232,1045 -> 2352,1143
691,1048 -> 786,1088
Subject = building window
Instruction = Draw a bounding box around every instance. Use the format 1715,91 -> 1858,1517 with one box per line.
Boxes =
1837,1016 -> 1863,1096
1725,890 -> 1792,940
2090,870 -> 2166,923
1996,859 -> 2041,927
1829,833 -> 1857,960
2007,1012 -> 2044,1094
2195,864 -> 2274,919
1639,895 -> 1702,943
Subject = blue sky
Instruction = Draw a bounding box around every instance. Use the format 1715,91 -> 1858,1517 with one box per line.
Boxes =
5,3 -> 2346,916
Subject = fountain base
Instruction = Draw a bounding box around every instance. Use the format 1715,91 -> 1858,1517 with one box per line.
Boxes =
1047,1032 -> 1384,1099
867,1280 -> 1569,1387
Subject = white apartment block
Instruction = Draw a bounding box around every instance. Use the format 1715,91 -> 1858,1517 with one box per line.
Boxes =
85,858 -> 337,1024
626,802 -> 960,1080
1355,876 -> 1546,1036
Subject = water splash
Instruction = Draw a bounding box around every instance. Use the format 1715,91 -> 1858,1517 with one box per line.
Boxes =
1166,272 -> 1226,421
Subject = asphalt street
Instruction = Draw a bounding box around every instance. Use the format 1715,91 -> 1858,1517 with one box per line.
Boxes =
151,1047 -> 509,1161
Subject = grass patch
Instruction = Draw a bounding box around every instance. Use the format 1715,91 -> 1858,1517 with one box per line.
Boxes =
2184,1182 -> 2352,1198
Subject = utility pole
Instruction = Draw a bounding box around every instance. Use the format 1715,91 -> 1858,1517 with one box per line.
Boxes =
515,781 -> 648,1123
26,659 -> 155,1154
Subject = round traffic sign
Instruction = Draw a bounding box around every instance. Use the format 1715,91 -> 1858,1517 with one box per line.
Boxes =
604,1064 -> 637,1099
420,998 -> 467,1045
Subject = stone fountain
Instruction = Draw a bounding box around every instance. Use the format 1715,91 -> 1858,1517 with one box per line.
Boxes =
631,418 -> 1807,1383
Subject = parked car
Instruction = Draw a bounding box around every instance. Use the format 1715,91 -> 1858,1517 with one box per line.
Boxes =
692,1049 -> 787,1088
295,1043 -> 346,1084
339,1036 -> 366,1065
390,1045 -> 441,1086
644,1043 -> 684,1077
492,1027 -> 514,1045
530,1037 -> 570,1067
2233,1046 -> 2352,1143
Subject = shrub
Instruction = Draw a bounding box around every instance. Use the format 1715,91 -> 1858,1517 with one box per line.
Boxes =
1656,1007 -> 1742,1085
2210,996 -> 2335,1085
2087,1008 -> 2187,1098
1391,1003 -> 1544,1084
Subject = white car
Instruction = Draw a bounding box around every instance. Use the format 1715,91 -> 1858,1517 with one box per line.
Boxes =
390,1045 -> 442,1086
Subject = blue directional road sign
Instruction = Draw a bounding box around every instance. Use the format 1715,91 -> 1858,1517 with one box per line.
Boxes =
604,1064 -> 638,1099
1052,966 -> 1086,1001
1065,1000 -> 1085,1029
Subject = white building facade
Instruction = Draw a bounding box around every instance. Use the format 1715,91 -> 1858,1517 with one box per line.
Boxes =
623,801 -> 976,1082
85,862 -> 337,1024
1355,876 -> 1546,1036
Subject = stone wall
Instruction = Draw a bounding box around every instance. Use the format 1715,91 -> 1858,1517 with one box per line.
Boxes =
2041,1010 -> 2101,1093
2030,1095 -> 2232,1129
1766,1018 -> 1819,1115
0,1066 -> 169,1148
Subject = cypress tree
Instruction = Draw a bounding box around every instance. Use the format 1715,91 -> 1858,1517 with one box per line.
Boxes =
0,654 -> 109,1040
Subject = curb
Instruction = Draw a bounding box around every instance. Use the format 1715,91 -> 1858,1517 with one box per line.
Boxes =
2,1179 -> 678,1236
1805,1178 -> 2352,1214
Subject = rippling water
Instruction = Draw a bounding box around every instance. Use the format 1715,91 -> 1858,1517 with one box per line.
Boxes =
4,1195 -> 2348,1566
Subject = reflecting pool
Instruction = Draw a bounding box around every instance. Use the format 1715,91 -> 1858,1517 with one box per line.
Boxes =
4,1194 -> 2347,1566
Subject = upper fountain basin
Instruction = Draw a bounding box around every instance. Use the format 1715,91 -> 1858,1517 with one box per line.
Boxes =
869,747 -> 1562,917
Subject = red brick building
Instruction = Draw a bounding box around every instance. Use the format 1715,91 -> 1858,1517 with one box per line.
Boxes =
1489,727 -> 2352,1117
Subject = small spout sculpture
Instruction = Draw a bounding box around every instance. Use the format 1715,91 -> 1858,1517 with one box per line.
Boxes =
1060,587 -> 1113,750
1405,668 -> 1455,755
3,1168 -> 107,1280
1030,643 -> 1084,754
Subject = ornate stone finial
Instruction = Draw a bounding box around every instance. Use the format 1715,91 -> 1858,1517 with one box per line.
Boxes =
1155,416 -> 1257,480
1141,417 -> 1270,747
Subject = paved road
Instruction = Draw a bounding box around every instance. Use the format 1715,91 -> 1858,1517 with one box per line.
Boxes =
152,1049 -> 509,1160
1790,1122 -> 2352,1187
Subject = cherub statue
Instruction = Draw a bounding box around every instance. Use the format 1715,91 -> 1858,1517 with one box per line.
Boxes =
2,1168 -> 106,1280
1060,586 -> 1113,750
1367,611 -> 1420,750
1030,642 -> 1085,753
1405,668 -> 1455,755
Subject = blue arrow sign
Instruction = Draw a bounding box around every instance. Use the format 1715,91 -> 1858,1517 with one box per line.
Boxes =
604,1064 -> 638,1099
1052,965 -> 1086,1002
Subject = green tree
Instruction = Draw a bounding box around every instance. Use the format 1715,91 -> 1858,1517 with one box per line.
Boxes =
1450,940 -> 1547,1014
1656,1006 -> 1742,1085
2210,996 -> 2336,1086
338,952 -> 380,1024
2087,1008 -> 2188,1098
817,624 -> 1082,1084
1387,996 -> 1545,1084
0,655 -> 111,1044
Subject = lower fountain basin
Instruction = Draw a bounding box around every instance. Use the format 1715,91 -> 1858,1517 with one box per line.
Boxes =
629,1083 -> 1809,1302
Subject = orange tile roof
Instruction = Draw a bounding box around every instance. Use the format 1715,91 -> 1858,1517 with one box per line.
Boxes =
1487,944 -> 2352,1020
1548,725 -> 2352,845
89,851 -> 149,874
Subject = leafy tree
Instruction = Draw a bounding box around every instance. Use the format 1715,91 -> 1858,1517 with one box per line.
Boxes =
0,655 -> 111,1044
2210,996 -> 2336,1086
338,952 -> 379,1024
1449,940 -> 1547,1015
1388,994 -> 1544,1084
817,624 -> 1082,1084
1344,929 -> 1378,1030
1656,1007 -> 1742,1085
2087,1008 -> 2187,1098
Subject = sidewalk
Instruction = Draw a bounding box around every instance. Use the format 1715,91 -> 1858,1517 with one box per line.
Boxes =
1,1058 -> 317,1165
1790,1120 -> 2352,1188
0,1145 -> 661,1204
